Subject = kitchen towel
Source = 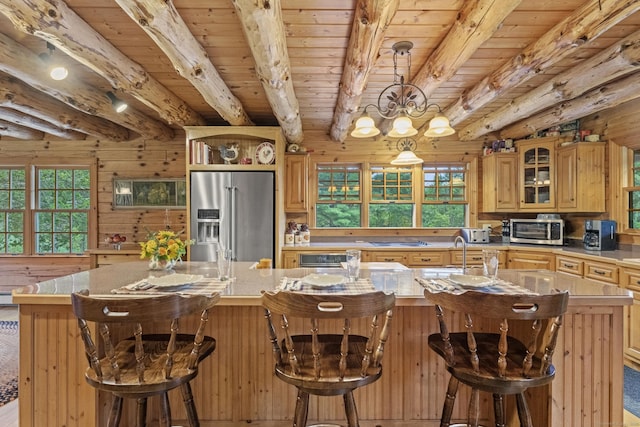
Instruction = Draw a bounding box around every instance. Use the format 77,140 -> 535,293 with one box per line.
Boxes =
280,277 -> 376,294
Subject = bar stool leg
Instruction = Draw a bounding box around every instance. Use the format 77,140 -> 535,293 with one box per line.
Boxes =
181,382 -> 200,427
492,393 -> 505,427
293,389 -> 309,427
515,393 -> 533,427
159,392 -> 172,427
344,390 -> 360,427
440,376 -> 459,427
108,395 -> 123,427
134,397 -> 146,427
467,388 -> 481,427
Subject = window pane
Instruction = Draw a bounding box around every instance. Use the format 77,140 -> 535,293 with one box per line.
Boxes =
53,233 -> 71,253
54,212 -> 71,232
422,204 -> 466,227
75,190 -> 91,209
369,204 -> 414,227
7,233 -> 23,254
7,212 -> 23,232
35,233 -> 52,253
370,166 -> 413,201
317,165 -> 361,202
71,212 -> 88,232
316,204 -> 361,228
39,190 -> 55,209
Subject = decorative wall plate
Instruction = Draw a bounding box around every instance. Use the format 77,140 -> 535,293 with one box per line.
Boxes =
255,142 -> 275,164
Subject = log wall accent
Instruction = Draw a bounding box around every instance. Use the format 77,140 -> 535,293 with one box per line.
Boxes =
0,135 -> 186,291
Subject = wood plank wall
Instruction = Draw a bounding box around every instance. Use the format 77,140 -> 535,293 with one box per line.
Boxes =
0,135 -> 187,291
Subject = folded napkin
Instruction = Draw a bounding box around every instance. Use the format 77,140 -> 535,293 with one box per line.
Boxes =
112,277 -> 229,296
280,277 -> 376,294
417,277 -> 537,295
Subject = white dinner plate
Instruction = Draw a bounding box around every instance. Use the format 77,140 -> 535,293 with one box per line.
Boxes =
146,274 -> 203,288
448,274 -> 493,287
302,273 -> 344,288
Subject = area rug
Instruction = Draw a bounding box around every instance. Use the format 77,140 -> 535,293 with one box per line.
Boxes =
625,365 -> 640,418
0,320 -> 18,407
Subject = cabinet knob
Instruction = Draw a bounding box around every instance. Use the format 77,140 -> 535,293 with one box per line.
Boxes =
421,258 -> 431,262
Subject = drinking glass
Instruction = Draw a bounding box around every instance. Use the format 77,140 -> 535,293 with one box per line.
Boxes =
346,249 -> 361,282
217,248 -> 233,280
482,249 -> 499,280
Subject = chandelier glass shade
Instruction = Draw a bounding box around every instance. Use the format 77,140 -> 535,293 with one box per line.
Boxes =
391,138 -> 423,165
350,41 -> 455,139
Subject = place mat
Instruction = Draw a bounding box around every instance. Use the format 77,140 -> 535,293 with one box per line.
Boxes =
416,277 -> 537,295
112,277 -> 229,296
280,276 -> 375,294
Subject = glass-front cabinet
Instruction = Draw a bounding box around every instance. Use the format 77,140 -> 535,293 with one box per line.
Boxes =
518,139 -> 555,210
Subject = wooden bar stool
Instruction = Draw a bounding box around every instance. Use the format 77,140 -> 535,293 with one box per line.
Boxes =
261,290 -> 395,427
71,290 -> 220,427
424,288 -> 569,427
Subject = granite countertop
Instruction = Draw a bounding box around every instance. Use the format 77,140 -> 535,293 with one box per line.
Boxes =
12,261 -> 631,307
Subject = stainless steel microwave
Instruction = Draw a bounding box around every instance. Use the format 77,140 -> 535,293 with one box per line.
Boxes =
509,218 -> 564,246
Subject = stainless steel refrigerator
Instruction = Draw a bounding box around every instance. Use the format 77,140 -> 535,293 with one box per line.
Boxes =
190,171 -> 275,262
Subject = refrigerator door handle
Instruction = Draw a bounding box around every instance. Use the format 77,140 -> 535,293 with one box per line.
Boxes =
227,185 -> 238,260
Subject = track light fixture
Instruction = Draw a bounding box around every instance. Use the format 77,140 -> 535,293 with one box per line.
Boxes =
106,91 -> 128,113
38,42 -> 69,81
351,41 -> 455,139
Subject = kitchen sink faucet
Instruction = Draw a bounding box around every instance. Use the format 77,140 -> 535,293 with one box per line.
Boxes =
454,236 -> 466,274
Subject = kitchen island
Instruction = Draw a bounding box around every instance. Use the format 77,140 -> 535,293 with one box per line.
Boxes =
12,262 -> 631,427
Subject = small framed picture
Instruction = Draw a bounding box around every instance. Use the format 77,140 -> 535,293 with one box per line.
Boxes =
113,179 -> 186,209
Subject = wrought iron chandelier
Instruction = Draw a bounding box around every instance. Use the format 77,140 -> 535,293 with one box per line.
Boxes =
351,41 -> 455,139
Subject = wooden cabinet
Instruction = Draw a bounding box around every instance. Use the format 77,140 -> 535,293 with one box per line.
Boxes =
555,254 -> 584,276
517,138 -> 556,210
619,265 -> 640,364
281,251 -> 299,268
87,249 -> 140,268
584,259 -> 618,285
284,154 -> 309,212
406,251 -> 450,267
556,142 -> 605,212
364,251 -> 407,264
482,152 -> 518,212
507,250 -> 554,270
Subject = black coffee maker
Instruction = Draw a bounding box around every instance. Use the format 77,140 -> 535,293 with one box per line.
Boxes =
583,220 -> 616,251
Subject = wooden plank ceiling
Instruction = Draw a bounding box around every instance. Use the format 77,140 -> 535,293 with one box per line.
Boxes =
0,0 -> 639,149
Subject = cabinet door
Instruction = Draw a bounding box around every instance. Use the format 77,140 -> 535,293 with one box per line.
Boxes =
281,251 -> 299,268
482,153 -> 518,212
507,251 -> 554,270
518,139 -> 555,209
556,143 -> 605,212
284,154 -> 309,212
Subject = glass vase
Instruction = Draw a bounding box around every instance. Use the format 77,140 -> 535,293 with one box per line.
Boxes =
148,256 -> 177,271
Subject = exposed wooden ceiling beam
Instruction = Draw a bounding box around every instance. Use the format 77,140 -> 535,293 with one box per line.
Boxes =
115,0 -> 253,128
443,0 -> 640,128
328,0 -> 399,142
460,30 -> 640,140
0,117 -> 45,140
501,71 -> 640,139
0,32 -> 174,141
0,0 -> 206,127
231,0 -> 303,144
0,75 -> 130,141
412,0 -> 522,100
0,107 -> 85,140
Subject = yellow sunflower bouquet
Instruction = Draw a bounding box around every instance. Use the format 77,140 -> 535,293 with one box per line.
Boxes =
140,229 -> 194,270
